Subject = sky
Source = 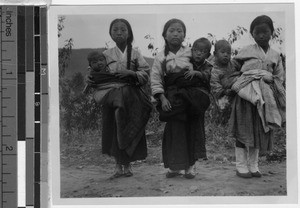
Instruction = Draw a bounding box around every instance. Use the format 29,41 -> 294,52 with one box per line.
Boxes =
57,4 -> 287,58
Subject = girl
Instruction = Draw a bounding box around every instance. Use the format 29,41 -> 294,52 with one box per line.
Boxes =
86,18 -> 152,179
230,15 -> 285,178
151,19 -> 210,179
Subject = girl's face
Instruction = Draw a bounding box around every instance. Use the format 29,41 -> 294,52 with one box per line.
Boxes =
215,45 -> 231,66
252,23 -> 272,49
192,42 -> 210,64
110,21 -> 129,45
164,22 -> 185,47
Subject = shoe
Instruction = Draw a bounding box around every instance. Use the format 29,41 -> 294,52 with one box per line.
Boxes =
109,171 -> 123,180
236,170 -> 252,178
184,173 -> 195,179
124,170 -> 133,177
166,171 -> 180,178
251,171 -> 262,178
123,164 -> 133,177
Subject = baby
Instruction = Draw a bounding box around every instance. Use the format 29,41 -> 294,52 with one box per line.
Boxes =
83,50 -> 109,94
210,40 -> 241,109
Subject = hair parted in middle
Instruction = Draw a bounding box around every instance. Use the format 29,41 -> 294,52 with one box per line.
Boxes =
109,18 -> 134,70
162,18 -> 187,57
250,15 -> 274,35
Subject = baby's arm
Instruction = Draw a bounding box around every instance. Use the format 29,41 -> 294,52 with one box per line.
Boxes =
200,64 -> 212,82
151,56 -> 165,96
210,69 -> 228,99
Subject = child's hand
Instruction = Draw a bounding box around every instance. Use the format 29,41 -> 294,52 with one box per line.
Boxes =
113,70 -> 136,79
262,74 -> 273,83
85,75 -> 95,85
224,89 -> 236,96
184,70 -> 201,80
159,94 -> 172,112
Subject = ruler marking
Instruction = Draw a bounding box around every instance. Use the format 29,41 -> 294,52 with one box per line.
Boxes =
26,137 -> 34,140
1,40 -> 14,43
2,78 -> 17,80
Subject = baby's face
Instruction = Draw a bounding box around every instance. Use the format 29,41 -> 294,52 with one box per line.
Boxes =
192,42 -> 210,64
215,45 -> 231,66
90,55 -> 107,71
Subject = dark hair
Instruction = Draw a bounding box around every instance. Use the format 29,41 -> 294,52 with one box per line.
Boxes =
250,15 -> 274,35
109,18 -> 134,70
162,18 -> 186,57
87,51 -> 105,65
214,39 -> 231,52
192,37 -> 212,52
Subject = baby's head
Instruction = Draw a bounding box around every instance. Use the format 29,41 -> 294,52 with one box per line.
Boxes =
192,38 -> 211,65
87,51 -> 107,72
214,40 -> 231,67
250,15 -> 274,49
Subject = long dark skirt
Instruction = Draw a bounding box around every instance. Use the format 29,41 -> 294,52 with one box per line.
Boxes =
230,95 -> 274,153
101,86 -> 151,165
101,106 -> 147,165
162,113 -> 206,170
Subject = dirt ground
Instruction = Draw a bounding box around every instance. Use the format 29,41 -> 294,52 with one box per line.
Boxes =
60,135 -> 287,198
61,160 -> 286,198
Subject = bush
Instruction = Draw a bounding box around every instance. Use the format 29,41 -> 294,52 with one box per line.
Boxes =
60,72 -> 102,136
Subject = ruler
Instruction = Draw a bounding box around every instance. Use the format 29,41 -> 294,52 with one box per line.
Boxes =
0,5 -> 48,208
0,6 -> 18,208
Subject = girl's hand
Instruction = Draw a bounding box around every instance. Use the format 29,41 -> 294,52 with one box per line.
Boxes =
113,70 -> 136,79
184,70 -> 201,80
159,94 -> 172,112
262,74 -> 273,83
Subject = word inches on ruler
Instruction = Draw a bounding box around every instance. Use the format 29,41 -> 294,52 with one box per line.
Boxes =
5,9 -> 13,37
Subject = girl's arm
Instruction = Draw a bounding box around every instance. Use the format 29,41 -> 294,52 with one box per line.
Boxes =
273,53 -> 285,82
133,49 -> 151,85
150,54 -> 165,96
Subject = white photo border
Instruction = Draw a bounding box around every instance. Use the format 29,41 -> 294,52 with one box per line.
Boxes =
48,2 -> 297,207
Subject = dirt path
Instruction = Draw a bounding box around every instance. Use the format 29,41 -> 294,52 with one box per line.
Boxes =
61,159 -> 286,198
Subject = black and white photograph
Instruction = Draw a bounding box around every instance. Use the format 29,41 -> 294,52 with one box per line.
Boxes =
48,2 -> 297,207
